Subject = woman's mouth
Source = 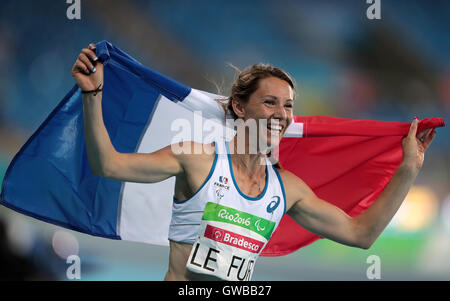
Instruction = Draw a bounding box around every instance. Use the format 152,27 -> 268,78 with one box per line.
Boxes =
267,122 -> 283,136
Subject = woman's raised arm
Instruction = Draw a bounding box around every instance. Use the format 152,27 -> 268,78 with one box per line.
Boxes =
285,118 -> 436,249
72,43 -> 183,183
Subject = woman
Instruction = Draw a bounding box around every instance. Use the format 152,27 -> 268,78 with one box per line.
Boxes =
72,43 -> 436,281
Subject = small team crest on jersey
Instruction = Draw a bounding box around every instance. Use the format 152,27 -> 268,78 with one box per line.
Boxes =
266,196 -> 281,213
214,175 -> 230,190
219,176 -> 228,184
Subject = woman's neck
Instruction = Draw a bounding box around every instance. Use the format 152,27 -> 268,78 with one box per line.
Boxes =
229,136 -> 266,176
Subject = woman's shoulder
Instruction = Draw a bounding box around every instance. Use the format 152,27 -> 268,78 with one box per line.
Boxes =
171,140 -> 217,167
274,167 -> 313,199
171,140 -> 215,153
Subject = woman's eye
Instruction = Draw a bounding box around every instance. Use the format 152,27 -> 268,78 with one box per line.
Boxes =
285,104 -> 293,109
264,100 -> 275,105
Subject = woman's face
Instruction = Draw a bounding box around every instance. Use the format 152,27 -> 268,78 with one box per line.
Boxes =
232,76 -> 294,151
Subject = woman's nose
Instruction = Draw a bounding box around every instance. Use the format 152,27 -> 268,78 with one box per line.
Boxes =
273,104 -> 287,120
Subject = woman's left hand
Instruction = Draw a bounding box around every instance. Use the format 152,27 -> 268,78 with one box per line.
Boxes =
401,118 -> 436,172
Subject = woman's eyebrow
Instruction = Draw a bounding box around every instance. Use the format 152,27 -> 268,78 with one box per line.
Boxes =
263,95 -> 294,102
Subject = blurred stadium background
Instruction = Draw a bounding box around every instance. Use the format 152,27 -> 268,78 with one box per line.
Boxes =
0,0 -> 449,280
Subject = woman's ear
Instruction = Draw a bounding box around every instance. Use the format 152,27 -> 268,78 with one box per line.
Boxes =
231,98 -> 246,118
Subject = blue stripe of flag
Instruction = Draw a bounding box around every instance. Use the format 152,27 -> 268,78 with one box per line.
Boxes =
0,41 -> 191,239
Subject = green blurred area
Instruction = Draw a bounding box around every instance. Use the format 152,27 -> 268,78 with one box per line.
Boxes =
301,233 -> 425,268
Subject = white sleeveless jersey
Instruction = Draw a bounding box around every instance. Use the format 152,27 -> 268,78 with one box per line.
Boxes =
168,139 -> 287,281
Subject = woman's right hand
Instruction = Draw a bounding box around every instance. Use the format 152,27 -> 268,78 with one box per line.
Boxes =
71,43 -> 104,92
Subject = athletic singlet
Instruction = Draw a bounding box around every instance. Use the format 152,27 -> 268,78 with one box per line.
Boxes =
168,139 -> 287,281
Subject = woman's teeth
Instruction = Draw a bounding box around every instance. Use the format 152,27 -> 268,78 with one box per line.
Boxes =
268,124 -> 282,132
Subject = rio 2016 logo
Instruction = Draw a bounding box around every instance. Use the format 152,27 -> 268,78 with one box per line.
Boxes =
218,209 -> 251,227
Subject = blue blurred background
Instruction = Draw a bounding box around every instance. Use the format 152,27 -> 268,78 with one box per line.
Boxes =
0,0 -> 449,280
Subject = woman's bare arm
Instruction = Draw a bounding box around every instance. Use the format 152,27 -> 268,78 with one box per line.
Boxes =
285,118 -> 436,249
73,43 -> 183,183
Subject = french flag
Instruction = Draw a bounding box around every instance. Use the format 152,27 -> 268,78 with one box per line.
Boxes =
0,41 -> 445,256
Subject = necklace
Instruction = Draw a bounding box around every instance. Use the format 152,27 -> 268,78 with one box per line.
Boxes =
242,169 -> 264,194
256,168 -> 265,193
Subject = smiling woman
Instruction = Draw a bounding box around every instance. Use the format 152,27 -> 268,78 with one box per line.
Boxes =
227,76 -> 294,154
218,63 -> 296,164
71,44 -> 436,281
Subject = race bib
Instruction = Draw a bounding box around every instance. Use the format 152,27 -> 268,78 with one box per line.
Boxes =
186,202 -> 276,281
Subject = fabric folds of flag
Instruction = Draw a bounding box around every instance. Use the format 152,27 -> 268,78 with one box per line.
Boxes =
0,41 -> 445,257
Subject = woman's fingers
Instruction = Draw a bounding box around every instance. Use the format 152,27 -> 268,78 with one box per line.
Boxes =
407,118 -> 419,139
411,120 -> 435,150
416,128 -> 431,141
73,60 -> 90,75
81,48 -> 98,63
74,43 -> 98,75
422,129 -> 436,149
78,53 -> 96,73
72,43 -> 102,91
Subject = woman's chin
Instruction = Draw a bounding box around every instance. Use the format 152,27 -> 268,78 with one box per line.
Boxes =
267,130 -> 283,145
258,136 -> 281,154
